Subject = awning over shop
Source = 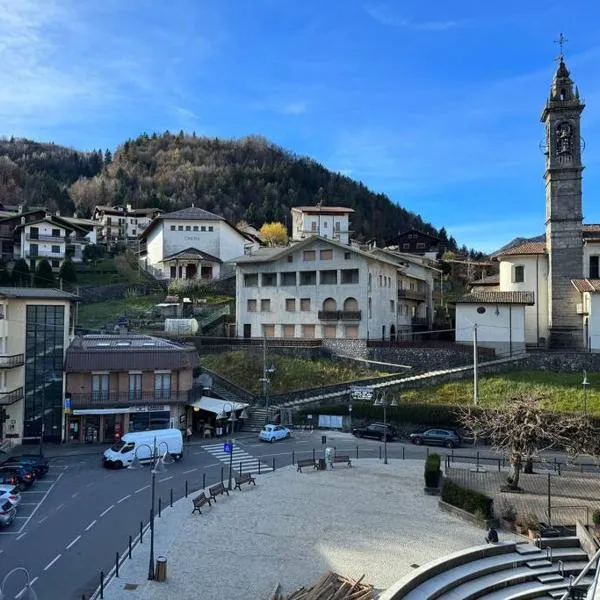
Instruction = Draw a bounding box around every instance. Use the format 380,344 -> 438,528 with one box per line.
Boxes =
188,396 -> 249,414
73,408 -> 131,416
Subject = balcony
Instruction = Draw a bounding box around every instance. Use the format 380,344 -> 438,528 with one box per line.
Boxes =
24,250 -> 64,259
412,317 -> 429,327
0,354 -> 24,368
68,390 -> 192,409
318,310 -> 362,321
0,387 -> 24,406
398,288 -> 426,302
26,233 -> 65,243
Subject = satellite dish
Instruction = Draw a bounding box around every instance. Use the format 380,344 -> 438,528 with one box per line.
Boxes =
197,374 -> 213,390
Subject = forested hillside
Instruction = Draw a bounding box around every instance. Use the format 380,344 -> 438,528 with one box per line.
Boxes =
0,133 -> 459,249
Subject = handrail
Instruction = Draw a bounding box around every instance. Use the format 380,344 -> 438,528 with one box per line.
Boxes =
557,546 -> 600,600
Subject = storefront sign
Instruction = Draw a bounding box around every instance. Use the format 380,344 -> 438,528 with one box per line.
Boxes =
129,405 -> 170,413
350,386 -> 374,401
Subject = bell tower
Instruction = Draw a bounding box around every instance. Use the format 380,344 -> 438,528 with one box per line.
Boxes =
541,34 -> 585,348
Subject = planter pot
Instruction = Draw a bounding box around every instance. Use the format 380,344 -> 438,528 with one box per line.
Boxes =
528,529 -> 540,540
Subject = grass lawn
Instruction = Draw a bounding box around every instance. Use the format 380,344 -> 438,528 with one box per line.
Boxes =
75,258 -> 130,286
200,351 -> 390,395
400,370 -> 599,416
77,294 -> 163,330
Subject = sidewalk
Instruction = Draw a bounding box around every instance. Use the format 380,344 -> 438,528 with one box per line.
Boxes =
100,458 -> 520,600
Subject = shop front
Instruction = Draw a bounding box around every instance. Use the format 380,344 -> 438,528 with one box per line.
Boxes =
188,397 -> 249,439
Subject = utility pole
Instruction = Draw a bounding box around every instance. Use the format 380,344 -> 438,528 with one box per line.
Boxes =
473,324 -> 479,406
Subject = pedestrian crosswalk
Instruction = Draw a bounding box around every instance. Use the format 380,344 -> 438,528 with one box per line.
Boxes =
202,442 -> 272,474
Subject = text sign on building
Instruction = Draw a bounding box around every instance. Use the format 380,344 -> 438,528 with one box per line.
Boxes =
350,386 -> 374,401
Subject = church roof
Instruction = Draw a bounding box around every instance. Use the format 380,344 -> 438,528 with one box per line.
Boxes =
161,247 -> 221,263
494,241 -> 546,257
455,291 -> 535,305
572,279 -> 600,293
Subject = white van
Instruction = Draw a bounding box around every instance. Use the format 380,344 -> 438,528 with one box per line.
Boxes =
103,429 -> 183,469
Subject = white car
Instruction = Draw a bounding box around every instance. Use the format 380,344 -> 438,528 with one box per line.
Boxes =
259,424 -> 291,443
0,484 -> 21,510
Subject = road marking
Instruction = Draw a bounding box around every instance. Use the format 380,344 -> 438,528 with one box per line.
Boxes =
18,502 -> 37,506
15,576 -> 38,598
72,492 -> 78,498
55,503 -> 65,511
43,553 -> 61,571
182,467 -> 198,474
117,494 -> 131,504
158,476 -> 173,483
84,482 -> 94,488
100,505 -> 114,517
135,485 -> 150,494
85,520 -> 96,531
66,535 -> 81,549
38,516 -> 47,524
14,516 -> 28,519
16,532 -> 26,540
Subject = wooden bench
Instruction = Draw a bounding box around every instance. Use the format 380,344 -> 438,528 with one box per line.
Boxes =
209,482 -> 230,502
191,492 -> 211,514
332,455 -> 352,468
234,473 -> 256,490
297,458 -> 317,472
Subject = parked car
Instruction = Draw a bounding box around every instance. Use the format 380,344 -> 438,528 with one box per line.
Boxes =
409,428 -> 461,448
3,454 -> 49,477
258,424 -> 291,443
0,499 -> 16,527
0,464 -> 36,488
0,484 -> 21,510
0,472 -> 19,487
352,423 -> 396,442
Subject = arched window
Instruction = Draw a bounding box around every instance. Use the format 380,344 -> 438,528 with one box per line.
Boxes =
323,298 -> 337,311
343,297 -> 358,311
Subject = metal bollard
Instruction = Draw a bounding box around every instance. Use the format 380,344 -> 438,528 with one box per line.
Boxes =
379,446 -> 382,460
100,571 -> 104,599
272,456 -> 275,471
170,488 -> 173,508
497,459 -> 501,472
427,447 -> 430,458
185,480 -> 188,498
356,445 -> 359,460
129,535 -> 132,559
239,461 -> 242,475
402,446 -> 405,460
292,450 -> 295,464
313,448 -> 316,461
140,521 -> 143,544
258,459 -> 261,475
158,498 -> 162,518
202,473 -> 206,489
115,551 -> 120,578
221,466 -> 224,483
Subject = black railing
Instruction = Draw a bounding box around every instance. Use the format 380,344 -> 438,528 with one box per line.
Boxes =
317,310 -> 361,321
69,391 -> 192,408
0,354 -> 24,368
411,317 -> 429,327
0,387 -> 24,405
397,288 -> 426,301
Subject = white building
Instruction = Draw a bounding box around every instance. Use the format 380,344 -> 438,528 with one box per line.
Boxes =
140,206 -> 256,281
93,204 -> 162,246
291,206 -> 354,245
234,235 -> 434,340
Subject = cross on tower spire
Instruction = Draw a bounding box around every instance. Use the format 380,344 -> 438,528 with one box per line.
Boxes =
554,32 -> 568,61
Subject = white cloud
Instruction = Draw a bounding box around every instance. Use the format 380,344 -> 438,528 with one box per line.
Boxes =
364,3 -> 458,31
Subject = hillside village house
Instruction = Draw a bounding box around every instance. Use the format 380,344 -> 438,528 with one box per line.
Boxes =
140,206 -> 256,281
395,228 -> 441,260
0,288 -> 77,445
234,235 -> 437,340
93,203 -> 162,247
291,205 -> 353,245
455,54 -> 600,351
64,334 -> 199,443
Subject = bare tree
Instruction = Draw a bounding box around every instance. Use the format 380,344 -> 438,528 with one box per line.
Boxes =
458,393 -> 589,491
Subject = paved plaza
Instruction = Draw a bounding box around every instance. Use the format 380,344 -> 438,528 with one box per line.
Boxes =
101,458 -> 522,600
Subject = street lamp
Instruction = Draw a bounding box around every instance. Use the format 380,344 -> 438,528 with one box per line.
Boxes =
259,365 -> 276,425
128,436 -> 174,580
373,392 -> 398,465
582,370 -> 590,416
216,403 -> 249,490
0,567 -> 38,600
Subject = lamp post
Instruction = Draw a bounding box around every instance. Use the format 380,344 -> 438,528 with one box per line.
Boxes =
259,340 -> 276,424
582,370 -> 590,416
373,392 -> 398,465
217,403 -> 249,490
0,567 -> 38,600
128,436 -> 173,580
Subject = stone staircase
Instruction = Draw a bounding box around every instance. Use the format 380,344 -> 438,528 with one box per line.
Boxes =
387,536 -> 594,600
244,407 -> 268,432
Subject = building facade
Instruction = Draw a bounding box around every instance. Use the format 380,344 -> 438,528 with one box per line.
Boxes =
395,228 -> 441,259
291,206 -> 354,245
0,288 -> 77,445
93,204 -> 163,246
64,334 -> 200,443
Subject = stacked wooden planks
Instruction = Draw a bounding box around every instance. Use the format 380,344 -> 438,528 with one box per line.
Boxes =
270,571 -> 375,600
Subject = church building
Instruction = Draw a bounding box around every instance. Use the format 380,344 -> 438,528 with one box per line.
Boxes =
456,48 -> 600,353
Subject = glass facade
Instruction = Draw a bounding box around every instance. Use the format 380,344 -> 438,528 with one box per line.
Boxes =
24,305 -> 65,443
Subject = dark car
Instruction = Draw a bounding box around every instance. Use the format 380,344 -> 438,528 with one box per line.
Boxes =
352,423 -> 396,442
409,428 -> 461,449
0,472 -> 19,487
0,464 -> 36,488
4,454 -> 49,478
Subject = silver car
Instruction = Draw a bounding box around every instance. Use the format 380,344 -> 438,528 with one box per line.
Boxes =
0,484 -> 21,510
0,499 -> 16,527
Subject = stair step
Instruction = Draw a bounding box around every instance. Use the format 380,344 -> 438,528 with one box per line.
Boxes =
548,591 -> 568,598
526,559 -> 553,568
537,574 -> 565,584
536,536 -> 580,549
516,544 -> 542,555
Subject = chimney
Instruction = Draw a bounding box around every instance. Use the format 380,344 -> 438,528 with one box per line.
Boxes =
73,212 -> 78,219
21,216 -> 25,225
126,203 -> 132,213
18,205 -> 23,214
56,210 -> 61,217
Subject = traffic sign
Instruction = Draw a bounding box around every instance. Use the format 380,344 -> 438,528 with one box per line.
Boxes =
223,441 -> 232,454
350,386 -> 374,401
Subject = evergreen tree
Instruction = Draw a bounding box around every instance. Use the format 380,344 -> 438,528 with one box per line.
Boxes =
34,259 -> 55,288
104,149 -> 112,165
11,259 -> 30,287
59,258 -> 77,284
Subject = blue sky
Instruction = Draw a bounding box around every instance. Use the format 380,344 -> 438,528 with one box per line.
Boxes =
1,1 -> 600,252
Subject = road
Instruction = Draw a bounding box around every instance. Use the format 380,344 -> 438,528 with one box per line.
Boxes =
0,431 -> 582,599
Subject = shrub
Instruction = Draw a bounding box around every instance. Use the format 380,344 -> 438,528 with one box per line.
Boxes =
441,479 -> 494,519
523,513 -> 540,532
593,509 -> 600,527
424,453 -> 442,488
498,498 -> 517,522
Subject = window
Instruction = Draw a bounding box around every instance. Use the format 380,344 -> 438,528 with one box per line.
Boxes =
51,245 -> 60,254
178,225 -> 183,231
323,221 -> 328,229
129,373 -> 142,400
341,269 -> 359,284
201,226 -> 206,232
260,299 -> 271,312
261,273 -> 277,286
590,256 -> 599,279
343,297 -> 358,311
281,272 -> 296,286
513,265 -> 525,283
287,255 -> 293,263
379,275 -> 382,286
416,242 -> 426,250
91,374 -> 109,402
323,325 -> 337,338
320,249 -> 333,260
244,274 -> 258,287
302,325 -> 315,339
186,225 -> 191,231
477,306 -> 486,314
285,298 -> 295,312
247,299 -> 257,312
51,260 -> 59,269
30,244 -> 38,256
0,305 -> 4,320
344,252 -> 351,260
262,324 -> 275,338
300,271 -> 316,285
311,222 -> 317,232
29,227 -> 39,239
323,298 -> 337,311
170,266 -> 176,278
52,229 -> 61,237
154,373 -> 171,399
282,325 -> 295,338
300,298 -> 311,311
390,300 -> 395,312
170,225 -> 176,231
403,243 -> 410,249
320,270 -> 337,284
208,226 -> 214,232
193,226 -> 198,231
303,250 -> 316,261
335,222 -> 341,232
